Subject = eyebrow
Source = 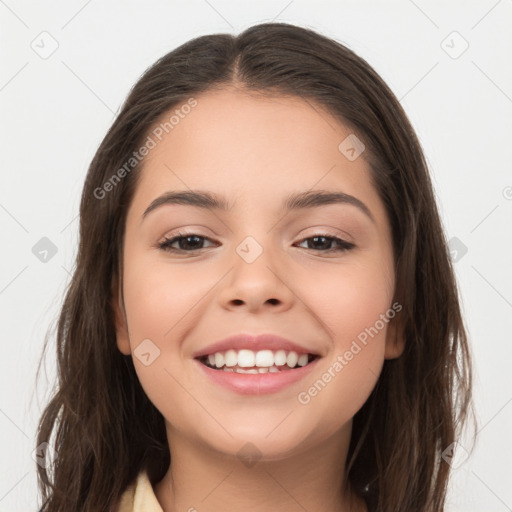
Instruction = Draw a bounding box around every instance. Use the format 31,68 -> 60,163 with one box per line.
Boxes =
141,189 -> 375,223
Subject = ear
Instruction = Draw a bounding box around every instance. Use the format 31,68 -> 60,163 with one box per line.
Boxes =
384,311 -> 405,360
111,275 -> 131,355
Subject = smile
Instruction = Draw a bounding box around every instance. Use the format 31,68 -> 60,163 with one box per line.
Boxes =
198,349 -> 318,373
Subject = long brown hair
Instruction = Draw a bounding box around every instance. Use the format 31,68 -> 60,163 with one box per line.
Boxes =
35,22 -> 474,511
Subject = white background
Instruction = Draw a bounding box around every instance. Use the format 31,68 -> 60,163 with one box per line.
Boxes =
1,1 -> 511,510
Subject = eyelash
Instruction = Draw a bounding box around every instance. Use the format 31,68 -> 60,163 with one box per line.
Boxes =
157,231 -> 355,254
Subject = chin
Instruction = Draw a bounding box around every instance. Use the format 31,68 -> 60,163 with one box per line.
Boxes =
195,417 -> 317,462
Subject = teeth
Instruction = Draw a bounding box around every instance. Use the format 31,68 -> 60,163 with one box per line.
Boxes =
274,350 -> 287,366
201,348 -> 315,371
297,354 -> 309,367
220,365 -> 280,374
215,352 -> 224,368
255,349 -> 274,367
238,349 -> 255,367
286,351 -> 298,368
224,349 -> 237,367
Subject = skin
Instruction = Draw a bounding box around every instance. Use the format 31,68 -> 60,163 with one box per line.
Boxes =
113,87 -> 405,512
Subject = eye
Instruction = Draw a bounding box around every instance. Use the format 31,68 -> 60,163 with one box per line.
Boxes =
157,232 -> 355,254
295,234 -> 355,253
158,232 -> 217,252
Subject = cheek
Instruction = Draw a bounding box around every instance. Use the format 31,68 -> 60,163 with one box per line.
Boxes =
304,254 -> 394,342
121,261 -> 193,424
122,255 -> 208,343
295,257 -> 392,414
120,256 -> 217,420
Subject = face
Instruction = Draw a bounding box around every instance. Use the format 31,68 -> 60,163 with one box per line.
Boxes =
113,88 -> 404,460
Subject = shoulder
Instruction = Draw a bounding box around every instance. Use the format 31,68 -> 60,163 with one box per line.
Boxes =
115,469 -> 164,512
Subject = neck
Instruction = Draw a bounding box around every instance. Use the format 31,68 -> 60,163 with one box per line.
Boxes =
154,422 -> 367,512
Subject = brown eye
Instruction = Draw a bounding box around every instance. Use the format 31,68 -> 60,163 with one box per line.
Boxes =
158,233 -> 216,252
295,235 -> 355,253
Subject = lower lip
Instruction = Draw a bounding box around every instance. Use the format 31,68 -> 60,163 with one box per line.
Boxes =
194,358 -> 320,395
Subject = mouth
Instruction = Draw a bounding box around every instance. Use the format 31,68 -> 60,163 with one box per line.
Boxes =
197,349 -> 319,374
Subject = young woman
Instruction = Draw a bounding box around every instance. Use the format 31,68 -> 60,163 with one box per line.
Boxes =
35,22 -> 473,512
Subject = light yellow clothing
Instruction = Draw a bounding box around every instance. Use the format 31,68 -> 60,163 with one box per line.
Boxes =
116,470 -> 163,512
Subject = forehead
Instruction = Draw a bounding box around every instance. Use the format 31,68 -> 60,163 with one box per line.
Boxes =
129,88 -> 385,223
146,88 -> 355,171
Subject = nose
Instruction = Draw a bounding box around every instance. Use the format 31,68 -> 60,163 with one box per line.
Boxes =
218,238 -> 296,313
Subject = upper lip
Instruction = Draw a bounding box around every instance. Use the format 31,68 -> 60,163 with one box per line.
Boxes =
192,333 -> 321,359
